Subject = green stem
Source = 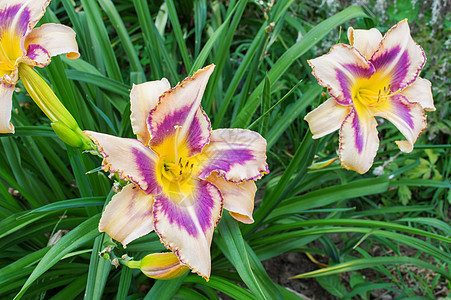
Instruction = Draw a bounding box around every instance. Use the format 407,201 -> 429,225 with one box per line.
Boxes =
126,260 -> 141,269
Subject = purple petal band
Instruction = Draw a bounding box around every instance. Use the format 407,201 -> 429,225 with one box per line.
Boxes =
153,180 -> 221,237
198,149 -> 255,180
148,105 -> 210,156
390,95 -> 415,129
371,46 -> 409,91
351,110 -> 364,153
336,63 -> 374,105
26,44 -> 50,61
132,147 -> 162,195
0,5 -> 30,37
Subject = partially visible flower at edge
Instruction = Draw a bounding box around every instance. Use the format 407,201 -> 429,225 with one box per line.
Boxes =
304,19 -> 435,174
0,0 -> 79,133
84,64 -> 269,280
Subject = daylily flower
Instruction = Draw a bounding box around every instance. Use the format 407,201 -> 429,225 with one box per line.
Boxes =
0,0 -> 79,133
85,65 -> 269,280
304,20 -> 435,174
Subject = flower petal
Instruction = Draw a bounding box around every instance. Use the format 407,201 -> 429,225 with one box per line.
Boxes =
99,184 -> 155,247
339,108 -> 379,174
84,131 -> 162,195
370,19 -> 425,91
308,44 -> 375,106
153,179 -> 223,279
196,129 -> 269,182
130,78 -> 171,144
372,95 -> 427,153
0,1 -> 50,32
207,174 -> 256,224
399,77 -> 435,111
0,5 -> 31,64
147,65 -> 214,157
347,27 -> 383,60
0,82 -> 15,133
304,97 -> 352,139
20,44 -> 49,67
23,23 -> 80,67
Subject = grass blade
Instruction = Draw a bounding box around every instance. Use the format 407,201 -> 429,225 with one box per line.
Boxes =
14,214 -> 101,299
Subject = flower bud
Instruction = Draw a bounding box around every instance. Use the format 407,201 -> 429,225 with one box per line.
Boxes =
51,122 -> 84,148
127,252 -> 188,280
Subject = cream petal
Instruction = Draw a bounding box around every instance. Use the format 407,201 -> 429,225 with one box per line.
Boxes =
304,97 -> 352,139
99,184 -> 155,247
0,83 -> 15,133
84,131 -> 162,195
372,95 -> 427,153
207,174 -> 256,224
339,108 -> 379,174
196,129 -> 269,182
23,23 -> 79,67
153,179 -> 223,280
399,77 -> 435,111
347,27 -> 383,60
147,65 -> 214,156
308,44 -> 375,106
0,0 -> 50,32
370,19 -> 425,91
130,79 -> 171,144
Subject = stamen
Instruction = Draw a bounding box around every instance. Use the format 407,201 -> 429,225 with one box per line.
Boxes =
356,84 -> 401,107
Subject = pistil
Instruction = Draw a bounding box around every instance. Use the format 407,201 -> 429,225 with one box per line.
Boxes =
161,158 -> 194,183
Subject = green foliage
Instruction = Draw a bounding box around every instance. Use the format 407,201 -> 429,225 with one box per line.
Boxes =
0,0 -> 449,299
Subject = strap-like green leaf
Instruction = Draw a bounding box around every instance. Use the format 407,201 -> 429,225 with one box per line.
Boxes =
14,214 -> 101,299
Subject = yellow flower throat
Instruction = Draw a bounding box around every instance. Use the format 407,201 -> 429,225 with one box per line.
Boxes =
0,31 -> 23,74
154,126 -> 198,199
353,74 -> 399,109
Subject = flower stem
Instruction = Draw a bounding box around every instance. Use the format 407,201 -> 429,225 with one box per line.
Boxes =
126,260 -> 141,269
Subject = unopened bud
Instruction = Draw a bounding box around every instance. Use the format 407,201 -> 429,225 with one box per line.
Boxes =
127,252 -> 188,280
308,157 -> 339,170
52,121 -> 84,148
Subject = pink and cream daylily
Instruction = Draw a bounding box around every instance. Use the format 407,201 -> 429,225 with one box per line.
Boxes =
85,65 -> 268,280
0,0 -> 79,133
305,20 -> 435,174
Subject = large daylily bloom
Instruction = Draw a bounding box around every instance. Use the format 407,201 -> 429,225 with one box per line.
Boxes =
85,65 -> 268,279
304,20 -> 435,174
0,0 -> 79,133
